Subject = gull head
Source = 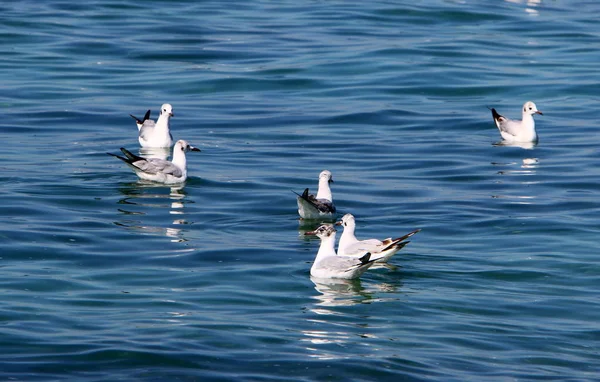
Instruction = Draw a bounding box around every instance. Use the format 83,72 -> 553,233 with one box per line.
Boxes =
335,213 -> 355,228
174,139 -> 201,153
319,170 -> 333,184
523,101 -> 542,116
161,103 -> 174,117
305,224 -> 336,239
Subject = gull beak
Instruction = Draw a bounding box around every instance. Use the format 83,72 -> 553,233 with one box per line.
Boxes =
334,220 -> 342,226
329,179 -> 334,184
535,110 -> 543,115
189,145 -> 201,152
304,231 -> 317,236
170,112 -> 174,117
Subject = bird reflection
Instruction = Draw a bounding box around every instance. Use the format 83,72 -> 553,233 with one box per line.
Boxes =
301,277 -> 402,360
492,157 -> 539,176
505,0 -> 542,15
493,140 -> 537,150
310,277 -> 369,308
491,157 -> 540,204
310,277 -> 401,308
297,216 -> 337,234
114,182 -> 191,242
139,146 -> 170,160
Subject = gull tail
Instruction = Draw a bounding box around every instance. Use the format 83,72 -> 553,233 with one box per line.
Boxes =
107,148 -> 146,169
106,152 -> 129,164
359,252 -> 372,265
391,229 -> 421,244
490,108 -> 504,123
344,252 -> 376,274
130,110 -> 151,131
291,188 -> 306,198
295,188 -> 317,209
129,114 -> 141,123
119,147 -> 145,162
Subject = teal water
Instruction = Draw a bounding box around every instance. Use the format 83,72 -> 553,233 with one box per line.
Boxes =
2,1 -> 600,380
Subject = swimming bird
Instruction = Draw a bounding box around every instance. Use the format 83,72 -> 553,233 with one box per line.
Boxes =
490,101 -> 542,143
295,170 -> 335,219
130,103 -> 174,148
336,213 -> 420,263
305,224 -> 375,279
107,139 -> 200,184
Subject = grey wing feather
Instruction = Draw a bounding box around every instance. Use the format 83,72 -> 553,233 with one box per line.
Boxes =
139,158 -> 182,177
138,121 -> 157,140
498,119 -> 522,137
296,188 -> 335,213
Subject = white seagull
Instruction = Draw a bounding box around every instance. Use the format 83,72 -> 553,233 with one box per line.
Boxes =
490,101 -> 542,143
337,214 -> 420,263
295,170 -> 335,219
130,103 -> 174,148
108,139 -> 200,184
305,224 -> 375,280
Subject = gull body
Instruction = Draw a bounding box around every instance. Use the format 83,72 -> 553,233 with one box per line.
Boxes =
305,225 -> 375,279
296,170 -> 335,219
490,101 -> 542,143
108,139 -> 200,184
337,214 -> 420,263
130,103 -> 174,148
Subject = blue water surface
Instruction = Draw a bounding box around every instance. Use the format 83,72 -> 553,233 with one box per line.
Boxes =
1,0 -> 600,380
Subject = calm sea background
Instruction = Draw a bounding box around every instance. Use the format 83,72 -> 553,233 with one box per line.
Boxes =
1,0 -> 599,380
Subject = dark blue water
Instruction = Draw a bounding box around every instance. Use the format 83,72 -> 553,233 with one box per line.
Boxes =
2,1 -> 600,380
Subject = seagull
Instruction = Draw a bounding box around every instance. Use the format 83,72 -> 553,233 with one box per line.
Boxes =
107,139 -> 200,184
490,101 -> 542,143
295,170 -> 335,219
305,224 -> 375,279
336,214 -> 420,263
130,103 -> 174,148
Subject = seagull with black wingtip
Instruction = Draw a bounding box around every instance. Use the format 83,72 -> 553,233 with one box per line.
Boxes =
108,139 -> 200,184
490,101 -> 542,143
305,224 -> 375,279
294,170 -> 336,219
336,213 -> 421,263
129,103 -> 174,148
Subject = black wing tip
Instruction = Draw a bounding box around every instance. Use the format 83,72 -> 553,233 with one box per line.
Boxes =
359,252 -> 371,264
129,114 -> 142,123
392,228 -> 422,243
293,188 -> 311,200
119,147 -> 145,162
107,152 -> 129,163
491,108 -> 502,121
130,110 -> 151,123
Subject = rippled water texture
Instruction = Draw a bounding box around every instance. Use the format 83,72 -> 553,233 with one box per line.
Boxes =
1,0 -> 600,380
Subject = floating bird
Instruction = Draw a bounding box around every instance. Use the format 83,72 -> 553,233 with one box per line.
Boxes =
130,103 -> 174,148
108,139 -> 200,184
305,224 -> 375,279
295,170 -> 335,219
490,101 -> 542,143
336,214 -> 420,263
